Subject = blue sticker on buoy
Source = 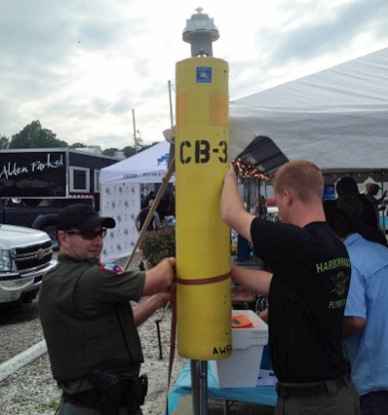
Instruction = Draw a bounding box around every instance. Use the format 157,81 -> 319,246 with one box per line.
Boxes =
196,66 -> 212,83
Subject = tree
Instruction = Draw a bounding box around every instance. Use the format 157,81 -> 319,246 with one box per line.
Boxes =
122,145 -> 136,158
69,142 -> 87,149
9,120 -> 68,149
140,141 -> 162,153
134,129 -> 144,153
122,142 -> 161,157
103,148 -> 119,157
0,134 -> 9,149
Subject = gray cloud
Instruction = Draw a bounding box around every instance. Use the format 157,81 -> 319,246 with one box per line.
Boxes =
110,97 -> 132,117
0,1 -> 142,87
1,0 -> 387,148
0,0 -> 150,140
254,0 -> 388,69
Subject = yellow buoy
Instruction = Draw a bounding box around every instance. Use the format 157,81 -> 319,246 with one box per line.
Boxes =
175,57 -> 232,360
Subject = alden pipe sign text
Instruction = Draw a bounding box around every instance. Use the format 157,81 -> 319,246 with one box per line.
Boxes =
0,154 -> 64,180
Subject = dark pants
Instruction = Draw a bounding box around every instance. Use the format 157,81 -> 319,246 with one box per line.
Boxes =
58,396 -> 143,415
275,376 -> 361,415
361,391 -> 388,415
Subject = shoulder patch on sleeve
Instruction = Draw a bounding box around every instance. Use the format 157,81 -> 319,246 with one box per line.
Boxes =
99,263 -> 124,274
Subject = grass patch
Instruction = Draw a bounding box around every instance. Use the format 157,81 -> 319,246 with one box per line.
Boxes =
35,399 -> 59,413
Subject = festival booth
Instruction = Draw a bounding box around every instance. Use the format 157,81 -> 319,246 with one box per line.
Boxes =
229,47 -> 388,265
229,47 -> 388,182
99,140 -> 174,262
168,48 -> 388,414
228,47 -> 388,242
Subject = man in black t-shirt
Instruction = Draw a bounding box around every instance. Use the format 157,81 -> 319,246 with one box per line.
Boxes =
135,200 -> 161,232
221,160 -> 360,415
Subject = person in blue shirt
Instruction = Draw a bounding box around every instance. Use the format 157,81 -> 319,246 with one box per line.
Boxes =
324,202 -> 388,415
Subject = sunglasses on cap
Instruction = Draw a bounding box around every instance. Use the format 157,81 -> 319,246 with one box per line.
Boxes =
64,228 -> 107,240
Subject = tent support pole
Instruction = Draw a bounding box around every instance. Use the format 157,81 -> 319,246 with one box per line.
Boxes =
168,80 -> 174,129
191,360 -> 208,415
123,153 -> 175,271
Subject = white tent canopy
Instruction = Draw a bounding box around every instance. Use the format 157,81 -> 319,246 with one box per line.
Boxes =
99,141 -> 174,262
228,47 -> 388,174
100,140 -> 174,185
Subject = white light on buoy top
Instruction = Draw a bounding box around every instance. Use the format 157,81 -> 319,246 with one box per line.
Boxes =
182,7 -> 220,57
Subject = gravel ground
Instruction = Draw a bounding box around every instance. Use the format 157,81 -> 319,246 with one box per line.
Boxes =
0,254 -> 275,415
0,254 -> 186,415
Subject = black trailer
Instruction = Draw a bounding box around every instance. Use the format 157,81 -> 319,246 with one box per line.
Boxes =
0,148 -> 118,247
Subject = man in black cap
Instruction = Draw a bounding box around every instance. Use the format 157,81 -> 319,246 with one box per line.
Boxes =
39,204 -> 175,415
335,176 -> 378,229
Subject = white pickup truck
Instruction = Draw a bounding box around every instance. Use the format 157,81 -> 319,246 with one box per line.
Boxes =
0,224 -> 57,305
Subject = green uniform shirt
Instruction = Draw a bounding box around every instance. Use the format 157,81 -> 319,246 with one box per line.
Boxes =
39,255 -> 145,394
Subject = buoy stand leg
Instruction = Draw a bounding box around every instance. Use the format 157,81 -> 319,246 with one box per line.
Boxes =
191,360 -> 208,415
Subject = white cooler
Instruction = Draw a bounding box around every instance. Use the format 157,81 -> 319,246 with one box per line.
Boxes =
210,310 -> 268,388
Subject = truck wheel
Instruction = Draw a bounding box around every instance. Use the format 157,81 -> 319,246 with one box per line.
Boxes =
43,225 -> 59,251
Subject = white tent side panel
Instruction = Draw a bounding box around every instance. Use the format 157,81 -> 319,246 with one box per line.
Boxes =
229,103 -> 388,171
99,141 -> 175,263
100,182 -> 140,263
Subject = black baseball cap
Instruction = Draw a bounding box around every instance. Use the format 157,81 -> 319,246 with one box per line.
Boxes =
370,183 -> 381,191
56,204 -> 116,231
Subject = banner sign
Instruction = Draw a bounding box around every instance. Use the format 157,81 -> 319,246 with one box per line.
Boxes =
0,151 -> 67,198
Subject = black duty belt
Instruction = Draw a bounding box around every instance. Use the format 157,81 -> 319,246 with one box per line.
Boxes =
276,374 -> 350,399
63,390 -> 103,409
62,373 -> 147,414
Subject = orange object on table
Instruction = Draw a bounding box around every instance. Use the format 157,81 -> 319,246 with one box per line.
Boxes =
231,314 -> 254,328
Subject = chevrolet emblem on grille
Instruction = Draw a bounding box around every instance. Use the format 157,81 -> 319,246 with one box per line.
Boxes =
36,249 -> 46,260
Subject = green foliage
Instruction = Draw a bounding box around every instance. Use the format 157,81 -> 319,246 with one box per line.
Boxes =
134,129 -> 144,153
9,120 -> 68,149
103,147 -> 119,157
0,134 -> 9,149
142,225 -> 175,267
123,145 -> 136,158
34,399 -> 59,413
140,141 -> 163,153
6,121 -> 163,155
123,141 -> 161,157
69,142 -> 87,149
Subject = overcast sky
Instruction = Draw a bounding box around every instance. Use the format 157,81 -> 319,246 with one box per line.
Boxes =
1,0 -> 387,150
